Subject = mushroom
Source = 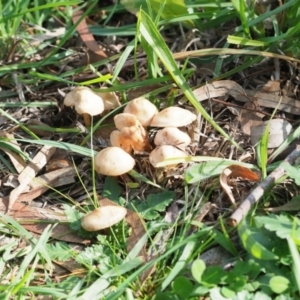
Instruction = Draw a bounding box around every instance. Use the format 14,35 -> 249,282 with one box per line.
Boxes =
114,113 -> 138,130
96,88 -> 121,111
149,145 -> 188,168
81,206 -> 127,231
154,127 -> 191,149
111,113 -> 151,153
110,130 -> 132,153
64,87 -> 104,126
150,107 -> 196,127
124,97 -> 158,127
95,147 -> 135,176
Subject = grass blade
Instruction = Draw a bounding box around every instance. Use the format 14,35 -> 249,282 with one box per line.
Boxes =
138,10 -> 244,150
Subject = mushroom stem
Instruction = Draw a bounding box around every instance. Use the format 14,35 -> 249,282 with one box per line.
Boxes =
83,113 -> 91,127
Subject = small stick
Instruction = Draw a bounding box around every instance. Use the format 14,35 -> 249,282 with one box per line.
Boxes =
229,145 -> 300,226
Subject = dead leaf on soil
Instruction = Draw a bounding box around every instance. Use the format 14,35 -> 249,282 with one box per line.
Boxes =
72,10 -> 107,64
250,119 -> 293,148
0,167 -> 87,244
186,80 -> 248,103
238,98 -> 263,135
1,166 -> 76,212
0,130 -> 26,173
259,80 -> 281,94
7,145 -> 56,212
187,79 -> 300,115
220,165 -> 261,205
23,222 -> 89,244
53,259 -> 86,278
29,27 -> 66,46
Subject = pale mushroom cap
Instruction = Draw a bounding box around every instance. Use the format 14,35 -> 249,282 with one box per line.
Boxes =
81,206 -> 127,231
114,113 -> 138,130
150,107 -> 196,127
64,87 -> 104,116
124,98 -> 158,127
95,147 -> 135,176
149,145 -> 187,168
154,127 -> 191,148
96,88 -> 121,111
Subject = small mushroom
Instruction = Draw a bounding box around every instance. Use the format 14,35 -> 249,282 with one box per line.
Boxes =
111,113 -> 151,153
96,88 -> 121,111
114,113 -> 138,130
150,107 -> 196,127
64,87 -> 104,126
154,127 -> 191,148
149,145 -> 188,168
95,147 -> 135,176
110,130 -> 133,153
124,97 -> 158,127
81,206 -> 127,231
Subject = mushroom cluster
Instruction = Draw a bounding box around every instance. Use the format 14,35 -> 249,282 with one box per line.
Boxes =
63,86 -> 120,126
94,98 -> 196,176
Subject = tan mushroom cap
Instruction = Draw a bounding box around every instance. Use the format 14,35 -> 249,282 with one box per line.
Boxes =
154,127 -> 191,148
150,107 -> 196,127
96,88 -> 121,111
110,130 -> 133,153
112,113 -> 151,153
64,86 -> 104,116
114,113 -> 138,130
124,97 -> 158,127
81,206 -> 127,231
95,147 -> 135,176
149,145 -> 187,168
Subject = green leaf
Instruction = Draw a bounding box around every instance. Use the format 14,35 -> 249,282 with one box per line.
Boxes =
269,276 -> 290,294
256,214 -> 300,240
103,177 -> 125,205
201,266 -> 226,286
63,205 -> 86,234
101,257 -> 144,278
138,10 -> 241,150
221,286 -> 236,299
238,218 -> 278,260
282,162 -> 300,185
122,0 -> 193,26
161,240 -> 196,290
130,190 -> 175,220
17,139 -> 96,157
191,259 -> 206,283
46,242 -> 75,262
172,276 -> 193,299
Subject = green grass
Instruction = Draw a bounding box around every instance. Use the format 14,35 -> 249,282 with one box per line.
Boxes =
1,0 -> 300,299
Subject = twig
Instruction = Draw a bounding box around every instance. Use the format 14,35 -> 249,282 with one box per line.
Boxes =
229,145 -> 300,226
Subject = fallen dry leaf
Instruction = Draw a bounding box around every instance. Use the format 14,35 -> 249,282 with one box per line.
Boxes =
23,223 -> 89,244
0,130 -> 26,173
259,80 -> 280,94
188,79 -> 300,115
72,10 -> 107,64
250,119 -> 292,148
220,165 -> 260,205
7,145 -> 56,212
238,98 -> 263,135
